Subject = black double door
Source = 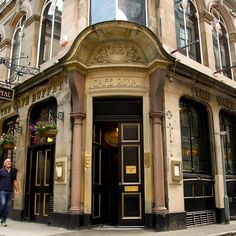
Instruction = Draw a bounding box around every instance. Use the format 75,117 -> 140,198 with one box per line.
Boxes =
92,97 -> 144,227
24,143 -> 55,224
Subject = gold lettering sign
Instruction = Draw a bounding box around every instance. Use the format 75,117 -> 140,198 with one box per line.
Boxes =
126,165 -> 137,174
0,86 -> 14,101
192,87 -> 211,101
216,96 -> 235,111
124,186 -> 139,192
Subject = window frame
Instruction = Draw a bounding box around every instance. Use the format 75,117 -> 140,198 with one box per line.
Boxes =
180,97 -> 212,174
174,0 -> 202,63
8,14 -> 26,82
211,8 -> 233,79
37,0 -> 62,66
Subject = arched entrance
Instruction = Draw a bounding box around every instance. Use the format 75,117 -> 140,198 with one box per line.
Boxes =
24,98 -> 57,224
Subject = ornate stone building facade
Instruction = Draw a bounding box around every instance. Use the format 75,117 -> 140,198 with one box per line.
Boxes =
0,0 -> 236,231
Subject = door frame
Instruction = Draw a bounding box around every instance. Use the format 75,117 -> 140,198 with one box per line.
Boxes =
24,143 -> 55,224
91,97 -> 144,226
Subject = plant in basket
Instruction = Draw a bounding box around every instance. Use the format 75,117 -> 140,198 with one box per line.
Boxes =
0,132 -> 17,155
29,120 -> 57,144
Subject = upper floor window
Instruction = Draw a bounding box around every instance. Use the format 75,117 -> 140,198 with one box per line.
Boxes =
90,0 -> 146,25
180,97 -> 211,174
220,111 -> 236,175
37,0 -> 62,66
211,8 -> 232,79
174,0 -> 201,62
9,14 -> 26,82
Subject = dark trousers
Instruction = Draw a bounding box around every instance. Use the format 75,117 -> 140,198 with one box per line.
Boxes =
0,191 -> 12,223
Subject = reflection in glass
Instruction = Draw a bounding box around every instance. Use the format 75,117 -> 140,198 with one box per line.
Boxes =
38,0 -> 62,65
180,97 -> 211,174
90,0 -> 146,25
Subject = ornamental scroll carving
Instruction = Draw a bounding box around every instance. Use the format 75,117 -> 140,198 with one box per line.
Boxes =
87,41 -> 146,66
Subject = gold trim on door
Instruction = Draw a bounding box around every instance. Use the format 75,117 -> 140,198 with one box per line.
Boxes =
35,151 -> 42,186
121,144 -> 141,184
43,193 -> 49,216
121,193 -> 142,219
44,149 -> 50,186
121,123 -> 140,142
92,193 -> 101,219
34,193 -> 40,215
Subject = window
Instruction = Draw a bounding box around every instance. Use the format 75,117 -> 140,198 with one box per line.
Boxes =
37,0 -> 62,66
211,8 -> 232,79
174,0 -> 201,62
9,15 -> 26,82
220,111 -> 236,174
90,0 -> 146,25
180,97 -> 211,174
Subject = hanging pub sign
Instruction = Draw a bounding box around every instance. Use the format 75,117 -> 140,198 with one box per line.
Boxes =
0,85 -> 14,101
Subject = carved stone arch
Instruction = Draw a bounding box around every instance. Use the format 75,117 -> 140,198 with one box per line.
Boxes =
19,1 -> 33,19
35,0 -> 46,16
210,5 -> 235,33
194,0 -> 206,13
62,21 -> 174,72
8,11 -> 27,39
0,26 -> 6,41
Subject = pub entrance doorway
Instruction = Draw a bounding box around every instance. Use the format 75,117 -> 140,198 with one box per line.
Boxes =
92,97 -> 144,227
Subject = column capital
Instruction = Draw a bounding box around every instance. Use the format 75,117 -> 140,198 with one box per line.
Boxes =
149,111 -> 165,119
70,112 -> 86,120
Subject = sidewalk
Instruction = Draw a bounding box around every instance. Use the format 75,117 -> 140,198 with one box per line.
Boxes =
1,219 -> 236,236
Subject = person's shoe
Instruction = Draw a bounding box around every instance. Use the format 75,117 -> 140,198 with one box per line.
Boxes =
1,222 -> 7,227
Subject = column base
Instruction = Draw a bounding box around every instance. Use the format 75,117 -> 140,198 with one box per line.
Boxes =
152,211 -> 186,231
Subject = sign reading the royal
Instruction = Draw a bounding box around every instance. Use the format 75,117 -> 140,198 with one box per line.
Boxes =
0,86 -> 14,101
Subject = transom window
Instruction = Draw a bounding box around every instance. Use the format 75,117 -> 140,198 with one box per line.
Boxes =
90,0 -> 146,25
180,97 -> 211,174
37,0 -> 62,66
174,0 -> 201,62
211,8 -> 232,79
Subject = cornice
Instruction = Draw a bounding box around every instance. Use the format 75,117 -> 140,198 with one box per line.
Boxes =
199,9 -> 214,24
24,14 -> 40,27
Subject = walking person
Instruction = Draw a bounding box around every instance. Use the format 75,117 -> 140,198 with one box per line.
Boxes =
0,158 -> 20,227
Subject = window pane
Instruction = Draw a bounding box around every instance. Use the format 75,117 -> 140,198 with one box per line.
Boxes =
180,98 -> 211,174
39,0 -> 62,65
90,0 -> 146,25
90,0 -> 116,24
118,0 -> 146,25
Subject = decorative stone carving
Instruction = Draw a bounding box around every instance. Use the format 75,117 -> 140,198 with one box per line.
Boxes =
87,40 -> 146,66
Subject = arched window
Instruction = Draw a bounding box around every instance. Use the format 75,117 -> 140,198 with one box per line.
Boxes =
174,0 -> 201,62
90,0 -> 146,25
220,111 -> 236,174
37,0 -> 62,66
9,15 -> 26,82
211,8 -> 232,79
180,97 -> 211,173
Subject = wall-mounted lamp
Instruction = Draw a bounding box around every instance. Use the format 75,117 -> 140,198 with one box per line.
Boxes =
57,111 -> 64,121
230,9 -> 236,17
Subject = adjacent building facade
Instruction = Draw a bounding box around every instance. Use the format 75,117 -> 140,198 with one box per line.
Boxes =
0,0 -> 236,231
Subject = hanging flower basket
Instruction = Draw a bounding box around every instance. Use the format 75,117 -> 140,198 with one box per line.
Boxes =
42,129 -> 58,138
2,143 -> 16,151
29,120 -> 57,144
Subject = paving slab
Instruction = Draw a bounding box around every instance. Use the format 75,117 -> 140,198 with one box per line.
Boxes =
1,219 -> 236,236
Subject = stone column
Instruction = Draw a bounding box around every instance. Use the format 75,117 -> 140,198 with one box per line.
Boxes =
68,71 -> 85,213
150,69 -> 167,214
150,112 -> 167,213
69,112 -> 85,213
199,10 -> 215,69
